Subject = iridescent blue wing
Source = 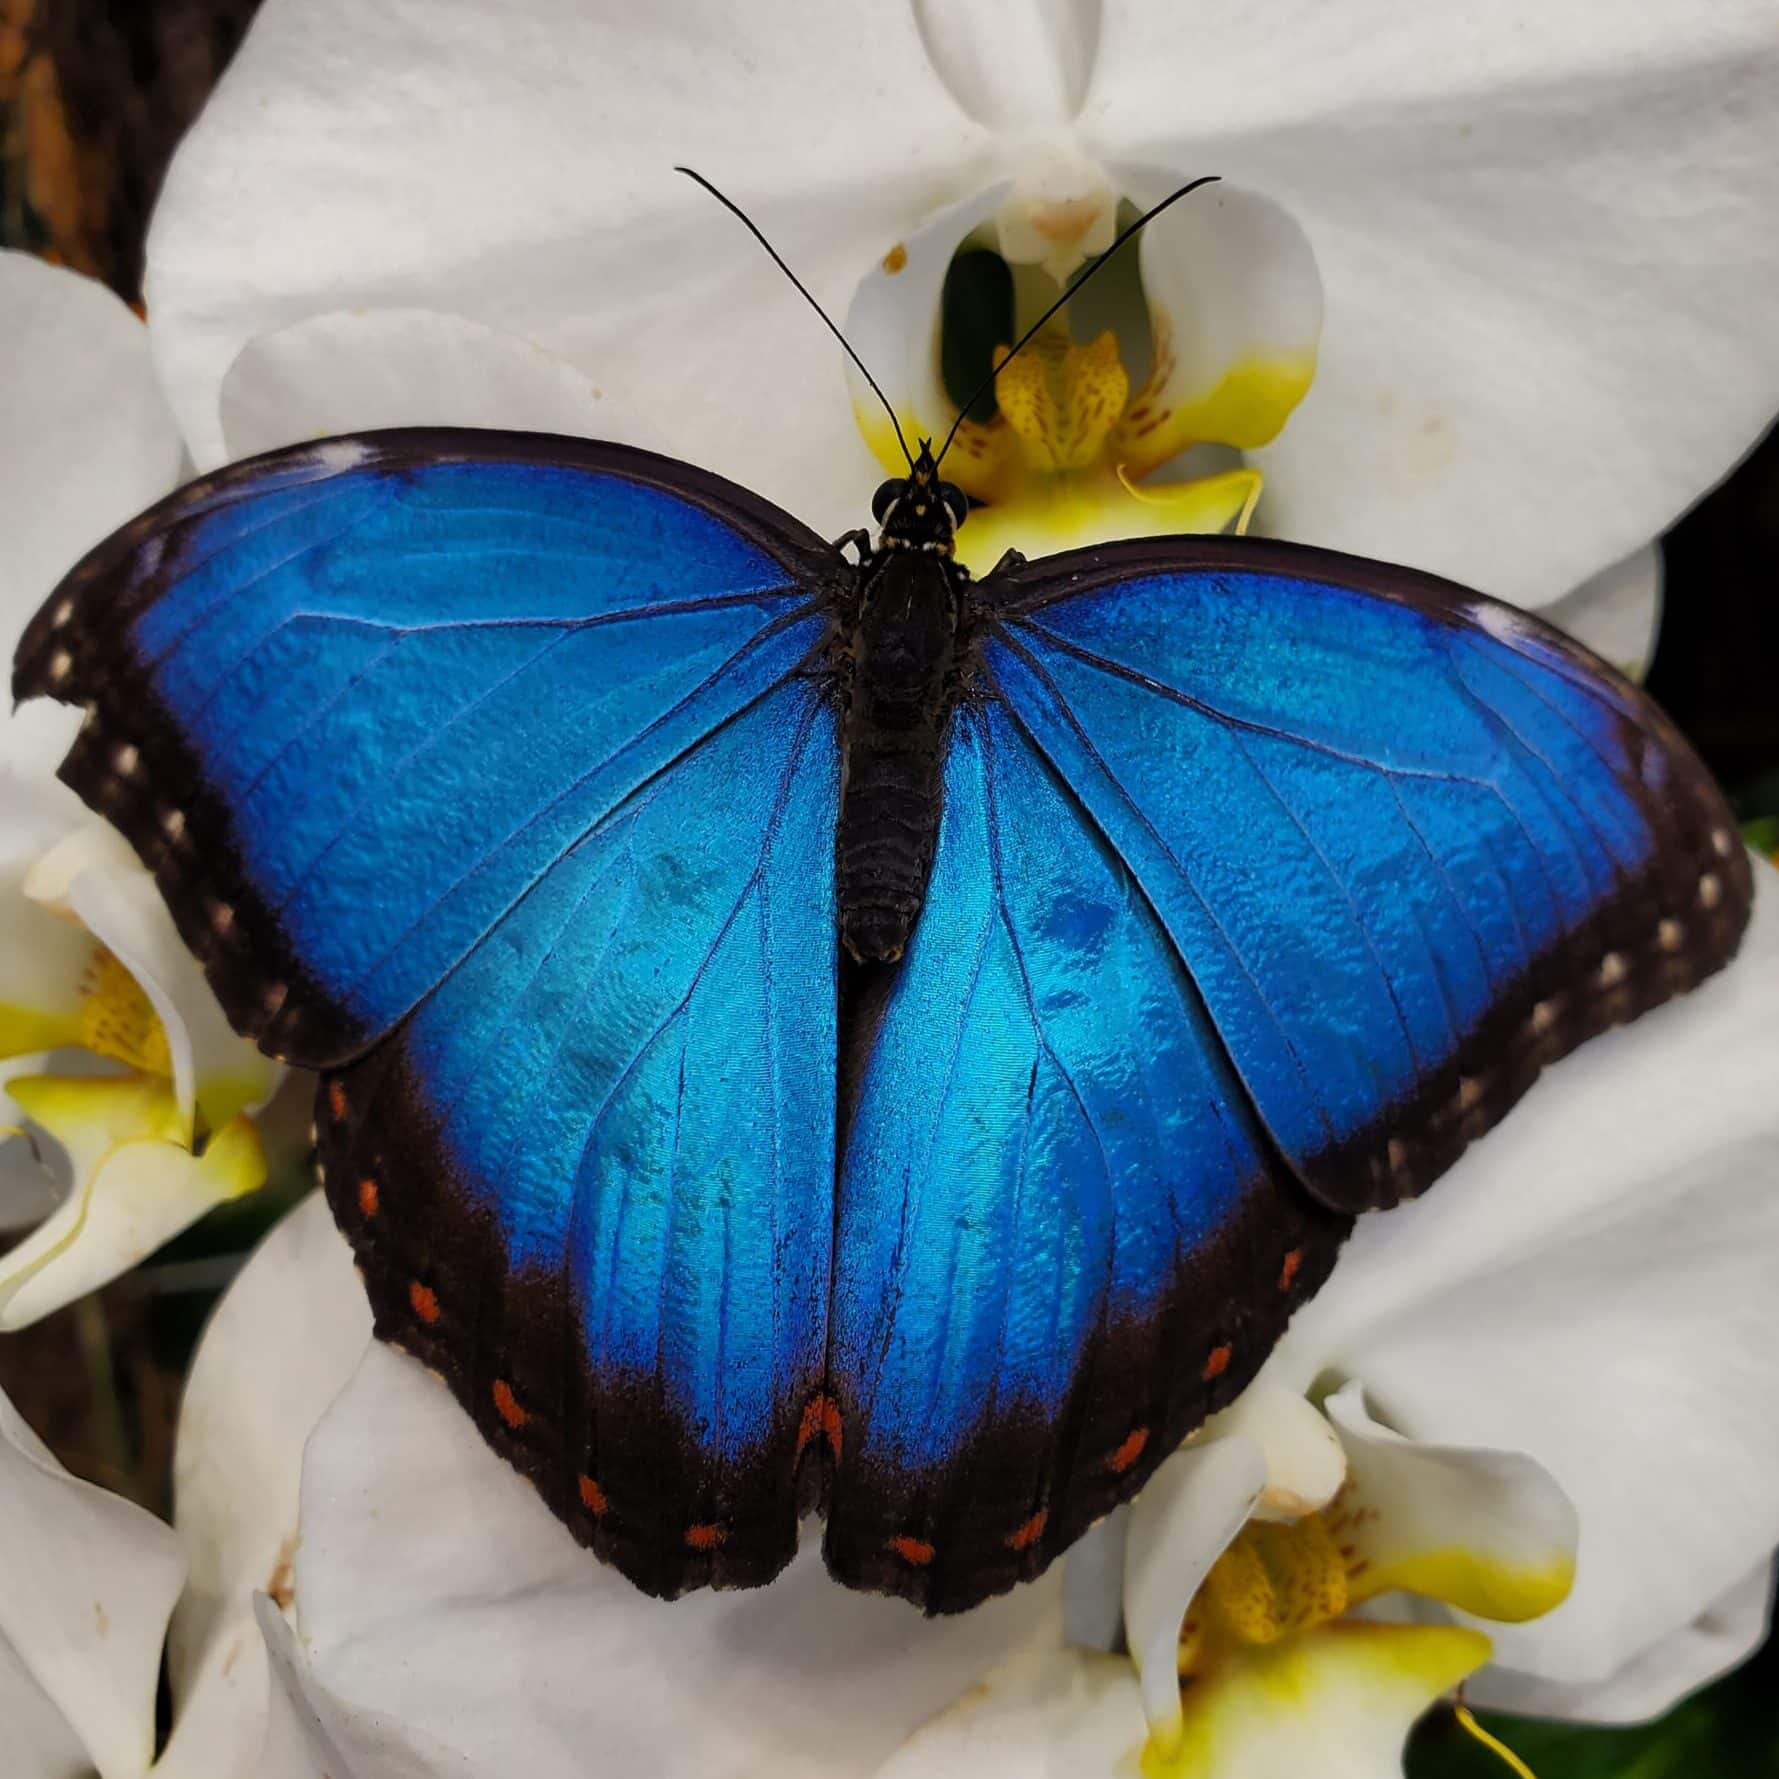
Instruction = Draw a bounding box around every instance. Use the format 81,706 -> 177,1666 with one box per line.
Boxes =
14,430 -> 847,1595
825,697 -> 1349,1609
980,538 -> 1750,1212
823,536 -> 1748,1611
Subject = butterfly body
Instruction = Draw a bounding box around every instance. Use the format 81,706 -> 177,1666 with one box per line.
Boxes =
16,428 -> 1750,1613
837,445 -> 972,961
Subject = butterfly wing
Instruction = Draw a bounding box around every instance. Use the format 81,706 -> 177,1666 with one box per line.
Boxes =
823,535 -> 1749,1612
979,537 -> 1750,1213
14,430 -> 848,1594
824,696 -> 1350,1610
14,429 -> 846,1068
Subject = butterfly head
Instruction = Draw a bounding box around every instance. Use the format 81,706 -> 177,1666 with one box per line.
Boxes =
872,441 -> 968,557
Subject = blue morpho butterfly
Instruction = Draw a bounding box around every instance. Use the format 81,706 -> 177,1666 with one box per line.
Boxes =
12,172 -> 1751,1615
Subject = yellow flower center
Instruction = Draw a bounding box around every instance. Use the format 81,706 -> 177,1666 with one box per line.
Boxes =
994,327 -> 1130,473
1179,1511 -> 1352,1680
78,946 -> 171,1078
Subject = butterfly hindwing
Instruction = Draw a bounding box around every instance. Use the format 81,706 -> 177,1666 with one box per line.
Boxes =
824,697 -> 1350,1610
977,537 -> 1751,1213
321,677 -> 839,1594
14,430 -> 849,1595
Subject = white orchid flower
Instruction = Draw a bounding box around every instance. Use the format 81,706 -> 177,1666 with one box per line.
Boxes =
881,859 -> 1779,1779
5,860 -> 1774,1779
0,252 -> 280,1326
144,0 -> 1779,638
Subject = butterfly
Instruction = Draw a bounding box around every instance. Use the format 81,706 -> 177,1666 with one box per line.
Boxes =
12,421 -> 1749,1613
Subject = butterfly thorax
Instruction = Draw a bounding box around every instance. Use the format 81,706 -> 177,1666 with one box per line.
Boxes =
838,449 -> 970,963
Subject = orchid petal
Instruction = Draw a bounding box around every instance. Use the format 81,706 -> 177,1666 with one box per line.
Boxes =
0,1636 -> 91,1779
1466,1558 -> 1775,1726
0,1379 -> 186,1779
1273,856 -> 1779,1686
1198,1377 -> 1349,1525
147,0 -> 1001,535
874,1631 -> 1146,1779
0,763 -> 95,1064
0,1076 -> 265,1329
255,1598 -> 374,1779
1322,1383 -> 1577,1622
156,1191 -> 370,1779
843,184 -> 1012,484
912,0 -> 1098,133
288,1342 -> 1058,1779
1080,5 -> 1779,605
1162,1622 -> 1490,1779
1539,542 -> 1662,682
221,308 -> 675,462
1107,175 -> 1321,473
24,830 -> 280,1134
1124,1434 -> 1268,1742
0,252 -> 182,634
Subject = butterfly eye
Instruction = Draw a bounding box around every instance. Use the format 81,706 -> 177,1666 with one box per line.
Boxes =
939,482 -> 969,529
872,479 -> 905,523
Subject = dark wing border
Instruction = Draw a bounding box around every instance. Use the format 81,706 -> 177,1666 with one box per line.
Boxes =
12,429 -> 851,1066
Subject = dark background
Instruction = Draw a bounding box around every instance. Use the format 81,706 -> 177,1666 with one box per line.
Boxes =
2,3 -> 1774,1772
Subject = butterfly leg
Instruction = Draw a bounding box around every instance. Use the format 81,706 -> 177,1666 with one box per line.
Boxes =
990,548 -> 1028,575
832,528 -> 873,564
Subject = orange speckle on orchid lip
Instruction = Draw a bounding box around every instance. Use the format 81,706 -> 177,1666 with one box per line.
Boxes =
684,1522 -> 726,1551
1107,1427 -> 1150,1474
887,1534 -> 935,1566
1203,1344 -> 1233,1381
882,243 -> 908,274
579,1474 -> 609,1516
491,1380 -> 526,1428
1005,1510 -> 1048,1551
1279,1248 -> 1304,1291
357,1176 -> 379,1218
408,1281 -> 439,1324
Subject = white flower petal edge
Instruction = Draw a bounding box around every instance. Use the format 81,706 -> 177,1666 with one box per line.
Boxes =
1080,2 -> 1779,604
154,1190 -> 371,1779
1323,1382 -> 1578,1623
1468,1558 -> 1775,1726
0,252 -> 183,630
221,308 -> 677,463
873,1627 -> 1147,1779
0,1379 -> 186,1779
1272,856 -> 1779,1704
148,0 -> 997,536
280,1340 -> 1062,1779
1539,543 -> 1663,682
1123,1435 -> 1268,1737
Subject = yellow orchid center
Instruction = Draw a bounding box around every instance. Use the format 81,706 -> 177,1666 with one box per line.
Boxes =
78,945 -> 172,1079
1179,1511 -> 1351,1679
994,327 -> 1129,473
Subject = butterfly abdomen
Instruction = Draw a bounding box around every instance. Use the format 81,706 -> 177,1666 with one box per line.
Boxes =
838,550 -> 963,962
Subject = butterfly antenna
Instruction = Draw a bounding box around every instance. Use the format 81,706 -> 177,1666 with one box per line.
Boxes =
934,174 -> 1222,469
676,166 -> 916,471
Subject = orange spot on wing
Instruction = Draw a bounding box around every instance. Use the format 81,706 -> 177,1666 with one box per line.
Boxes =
408,1281 -> 439,1324
796,1392 -> 844,1461
491,1379 -> 527,1428
1005,1510 -> 1048,1552
1107,1427 -> 1150,1474
684,1522 -> 726,1551
887,1534 -> 935,1566
357,1176 -> 379,1218
578,1474 -> 608,1516
1279,1248 -> 1304,1291
327,1079 -> 347,1122
1202,1344 -> 1232,1381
